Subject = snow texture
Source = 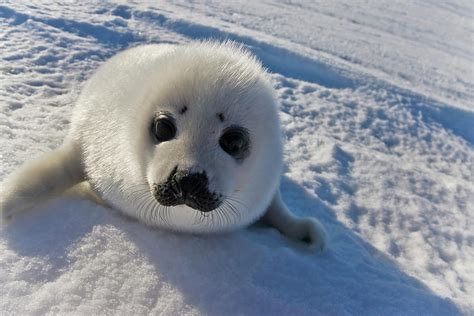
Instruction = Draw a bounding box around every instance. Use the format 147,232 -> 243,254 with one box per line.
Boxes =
0,1 -> 472,315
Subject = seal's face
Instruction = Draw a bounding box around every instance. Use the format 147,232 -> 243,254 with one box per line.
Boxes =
87,43 -> 284,233
150,110 -> 251,213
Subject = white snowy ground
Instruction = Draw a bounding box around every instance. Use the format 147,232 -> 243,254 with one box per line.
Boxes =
0,1 -> 473,315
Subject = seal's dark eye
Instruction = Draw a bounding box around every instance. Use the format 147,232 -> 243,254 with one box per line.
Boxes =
152,114 -> 176,143
219,126 -> 250,161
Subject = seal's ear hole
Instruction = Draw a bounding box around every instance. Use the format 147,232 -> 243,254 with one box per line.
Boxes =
219,125 -> 250,161
151,112 -> 176,143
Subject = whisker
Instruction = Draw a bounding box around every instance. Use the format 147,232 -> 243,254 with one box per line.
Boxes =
222,201 -> 239,225
158,204 -> 167,225
164,206 -> 172,227
220,205 -> 231,226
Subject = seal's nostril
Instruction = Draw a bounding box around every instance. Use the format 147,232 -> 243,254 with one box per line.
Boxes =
179,177 -> 192,198
173,171 -> 208,197
154,169 -> 219,212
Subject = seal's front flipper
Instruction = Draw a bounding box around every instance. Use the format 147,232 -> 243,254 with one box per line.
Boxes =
261,190 -> 327,253
1,142 -> 85,221
64,181 -> 108,207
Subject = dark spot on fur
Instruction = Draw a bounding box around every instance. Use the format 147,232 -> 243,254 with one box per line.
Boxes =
180,106 -> 188,114
217,112 -> 224,122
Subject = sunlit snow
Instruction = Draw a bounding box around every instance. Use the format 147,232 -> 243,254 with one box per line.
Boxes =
1,1 -> 472,315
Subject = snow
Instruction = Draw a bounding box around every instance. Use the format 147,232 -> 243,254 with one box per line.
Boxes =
1,1 -> 472,315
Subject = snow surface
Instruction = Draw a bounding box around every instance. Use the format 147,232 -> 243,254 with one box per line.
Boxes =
1,1 -> 473,315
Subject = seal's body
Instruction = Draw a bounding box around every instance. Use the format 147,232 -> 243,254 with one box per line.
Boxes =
1,42 -> 326,251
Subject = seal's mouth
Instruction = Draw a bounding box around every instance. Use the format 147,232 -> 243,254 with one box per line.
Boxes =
151,168 -> 222,212
153,185 -> 222,212
180,193 -> 222,213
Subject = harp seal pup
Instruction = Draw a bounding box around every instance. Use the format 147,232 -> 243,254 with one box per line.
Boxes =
0,42 -> 327,252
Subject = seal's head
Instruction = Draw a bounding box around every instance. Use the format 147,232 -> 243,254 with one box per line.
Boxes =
78,42 -> 283,233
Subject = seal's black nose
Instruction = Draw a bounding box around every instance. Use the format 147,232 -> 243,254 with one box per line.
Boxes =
153,167 -> 222,212
171,169 -> 208,199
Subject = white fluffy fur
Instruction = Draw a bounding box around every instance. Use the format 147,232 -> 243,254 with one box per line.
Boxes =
1,42 -> 326,251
